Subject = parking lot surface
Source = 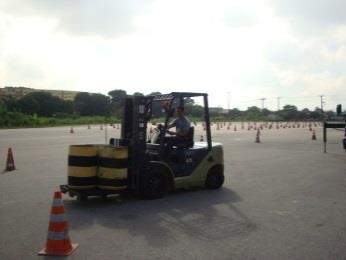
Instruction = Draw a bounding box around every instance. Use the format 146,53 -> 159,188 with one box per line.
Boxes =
0,124 -> 345,259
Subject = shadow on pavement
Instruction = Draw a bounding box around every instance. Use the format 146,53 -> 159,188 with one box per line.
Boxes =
64,188 -> 256,248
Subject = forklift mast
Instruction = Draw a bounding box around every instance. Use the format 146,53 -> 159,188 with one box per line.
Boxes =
121,96 -> 150,191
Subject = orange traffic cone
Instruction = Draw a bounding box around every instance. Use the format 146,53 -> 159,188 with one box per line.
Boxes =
255,129 -> 261,143
70,127 -> 74,134
39,191 -> 78,256
312,130 -> 317,140
5,148 -> 16,171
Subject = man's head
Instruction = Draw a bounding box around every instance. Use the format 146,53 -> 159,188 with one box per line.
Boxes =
175,106 -> 185,117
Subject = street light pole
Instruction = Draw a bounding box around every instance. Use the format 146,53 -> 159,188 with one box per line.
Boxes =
227,92 -> 231,111
260,98 -> 266,110
277,97 -> 281,111
320,95 -> 324,112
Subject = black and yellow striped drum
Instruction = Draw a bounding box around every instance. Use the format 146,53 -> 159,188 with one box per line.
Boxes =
68,145 -> 98,190
98,145 -> 128,191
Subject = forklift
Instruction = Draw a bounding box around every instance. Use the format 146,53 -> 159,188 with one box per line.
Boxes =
61,92 -> 224,199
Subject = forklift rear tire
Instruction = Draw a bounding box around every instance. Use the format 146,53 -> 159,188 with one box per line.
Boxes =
142,171 -> 168,199
205,165 -> 224,189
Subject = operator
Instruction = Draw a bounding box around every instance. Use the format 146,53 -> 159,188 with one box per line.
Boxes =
165,106 -> 191,149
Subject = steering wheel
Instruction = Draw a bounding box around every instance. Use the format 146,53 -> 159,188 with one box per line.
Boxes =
157,124 -> 167,144
150,124 -> 166,144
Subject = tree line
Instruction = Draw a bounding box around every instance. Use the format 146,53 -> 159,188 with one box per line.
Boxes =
222,105 -> 331,121
0,89 -> 336,124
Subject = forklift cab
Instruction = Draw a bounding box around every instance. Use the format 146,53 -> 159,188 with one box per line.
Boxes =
148,92 -> 212,145
145,93 -> 214,177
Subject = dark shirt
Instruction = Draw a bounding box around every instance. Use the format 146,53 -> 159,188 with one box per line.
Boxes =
169,116 -> 191,135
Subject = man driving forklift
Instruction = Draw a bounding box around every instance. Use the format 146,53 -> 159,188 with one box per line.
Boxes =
164,106 -> 191,150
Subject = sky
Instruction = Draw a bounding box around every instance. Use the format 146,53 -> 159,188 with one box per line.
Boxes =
0,0 -> 345,110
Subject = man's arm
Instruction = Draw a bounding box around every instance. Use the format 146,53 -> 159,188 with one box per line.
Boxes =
167,118 -> 177,129
170,118 -> 191,137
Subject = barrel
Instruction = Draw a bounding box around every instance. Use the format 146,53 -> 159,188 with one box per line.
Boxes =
98,145 -> 128,191
68,145 -> 98,190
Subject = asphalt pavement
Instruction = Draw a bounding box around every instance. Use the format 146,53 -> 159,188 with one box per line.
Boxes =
0,124 -> 345,260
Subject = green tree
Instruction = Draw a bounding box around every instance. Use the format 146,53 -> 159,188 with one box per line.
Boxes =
133,92 -> 144,96
148,92 -> 162,96
108,89 -> 127,116
278,105 -> 298,120
245,106 -> 262,120
311,107 -> 324,120
108,89 -> 127,105
17,92 -> 73,116
229,108 -> 242,118
18,94 -> 40,115
74,92 -> 110,116
2,96 -> 20,112
186,104 -> 204,117
298,108 -> 311,120
261,108 -> 271,116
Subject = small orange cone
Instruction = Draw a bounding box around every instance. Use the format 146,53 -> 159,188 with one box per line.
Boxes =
255,129 -> 261,143
70,127 -> 74,134
39,191 -> 78,256
5,148 -> 16,171
312,130 -> 317,140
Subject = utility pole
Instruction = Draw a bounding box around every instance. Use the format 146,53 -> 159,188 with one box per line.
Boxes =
277,97 -> 281,111
227,92 -> 231,111
319,95 -> 324,112
260,98 -> 266,110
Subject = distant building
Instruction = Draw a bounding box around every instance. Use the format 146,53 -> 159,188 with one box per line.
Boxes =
209,107 -> 229,114
0,86 -> 80,101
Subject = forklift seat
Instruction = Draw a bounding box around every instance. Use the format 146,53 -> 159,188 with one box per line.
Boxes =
175,126 -> 194,149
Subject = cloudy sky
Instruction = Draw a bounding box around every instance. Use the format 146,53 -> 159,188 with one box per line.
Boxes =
0,0 -> 345,110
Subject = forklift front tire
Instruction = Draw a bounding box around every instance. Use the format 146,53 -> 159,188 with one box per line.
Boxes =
205,165 -> 224,189
142,171 -> 168,199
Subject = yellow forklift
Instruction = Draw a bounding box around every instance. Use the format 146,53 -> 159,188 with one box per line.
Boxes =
61,92 -> 224,199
